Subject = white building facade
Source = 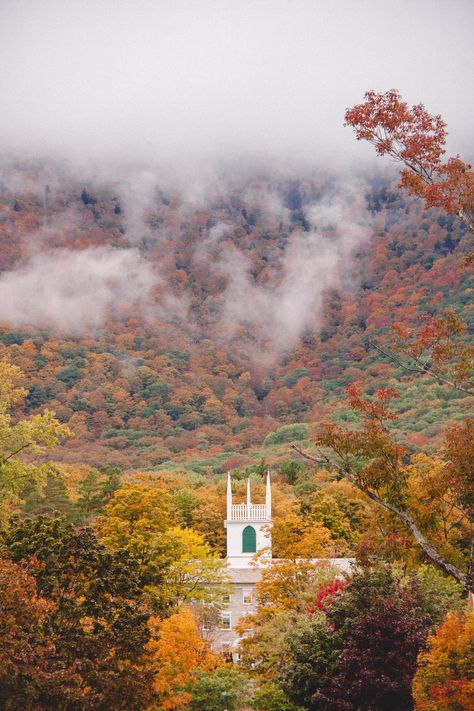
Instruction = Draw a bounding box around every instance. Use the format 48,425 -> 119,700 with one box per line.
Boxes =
209,473 -> 271,657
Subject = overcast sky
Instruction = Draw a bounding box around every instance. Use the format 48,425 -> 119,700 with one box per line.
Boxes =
0,0 -> 472,172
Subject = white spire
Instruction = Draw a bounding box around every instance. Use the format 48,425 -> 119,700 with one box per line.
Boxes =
265,470 -> 272,519
226,472 -> 232,519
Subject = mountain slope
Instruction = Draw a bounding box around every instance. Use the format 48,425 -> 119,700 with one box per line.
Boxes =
0,161 -> 471,470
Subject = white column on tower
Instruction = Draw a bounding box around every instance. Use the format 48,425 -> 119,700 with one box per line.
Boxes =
227,472 -> 232,520
247,477 -> 251,517
265,471 -> 272,519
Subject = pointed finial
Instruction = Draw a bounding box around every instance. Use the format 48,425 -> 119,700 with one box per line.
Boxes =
227,471 -> 232,519
265,470 -> 272,519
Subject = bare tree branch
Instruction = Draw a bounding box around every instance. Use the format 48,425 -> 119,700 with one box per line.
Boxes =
291,443 -> 325,464
353,480 -> 471,592
2,442 -> 34,462
371,343 -> 473,396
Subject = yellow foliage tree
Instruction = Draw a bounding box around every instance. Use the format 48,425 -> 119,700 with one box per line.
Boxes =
407,453 -> 470,570
191,488 -> 227,555
271,511 -> 333,558
96,484 -> 228,610
161,526 -> 229,606
95,483 -> 172,567
249,556 -> 337,620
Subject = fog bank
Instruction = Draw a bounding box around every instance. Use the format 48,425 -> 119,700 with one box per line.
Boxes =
0,0 -> 472,170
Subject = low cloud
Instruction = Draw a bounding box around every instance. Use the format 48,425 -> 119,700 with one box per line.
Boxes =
210,184 -> 372,355
0,246 -> 157,332
0,1 -> 470,359
0,167 -> 375,358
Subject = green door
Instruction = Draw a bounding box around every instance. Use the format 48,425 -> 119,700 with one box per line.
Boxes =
242,525 -> 256,553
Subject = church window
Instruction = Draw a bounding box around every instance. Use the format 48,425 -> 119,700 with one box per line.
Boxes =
242,525 -> 256,553
242,589 -> 252,605
221,612 -> 231,629
222,593 -> 230,605
202,609 -> 212,631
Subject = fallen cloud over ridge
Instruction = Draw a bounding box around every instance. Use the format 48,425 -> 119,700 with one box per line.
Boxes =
0,246 -> 157,332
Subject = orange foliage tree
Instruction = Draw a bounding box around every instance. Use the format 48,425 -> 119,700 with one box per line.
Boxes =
0,556 -> 56,708
146,606 -> 222,710
413,612 -> 474,711
373,311 -> 474,397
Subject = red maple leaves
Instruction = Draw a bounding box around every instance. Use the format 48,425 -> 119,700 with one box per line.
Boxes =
308,577 -> 348,614
345,90 -> 474,234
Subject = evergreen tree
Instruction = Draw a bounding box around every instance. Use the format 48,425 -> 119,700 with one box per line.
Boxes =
22,468 -> 74,519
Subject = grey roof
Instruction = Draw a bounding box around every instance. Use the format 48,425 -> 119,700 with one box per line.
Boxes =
227,558 -> 355,584
315,557 -> 355,574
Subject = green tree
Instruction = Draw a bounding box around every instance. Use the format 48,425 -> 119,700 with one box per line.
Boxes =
278,461 -> 308,485
189,668 -> 250,711
239,610 -> 303,682
252,683 -> 304,711
21,467 -> 74,519
0,361 -> 71,525
303,491 -> 357,554
239,562 -> 337,680
75,465 -> 121,522
281,614 -> 336,710
415,565 -> 465,623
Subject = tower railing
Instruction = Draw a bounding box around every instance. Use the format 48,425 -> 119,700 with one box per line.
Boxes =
230,503 -> 268,521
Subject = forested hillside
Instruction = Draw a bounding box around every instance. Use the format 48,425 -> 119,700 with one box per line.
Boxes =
0,160 -> 471,471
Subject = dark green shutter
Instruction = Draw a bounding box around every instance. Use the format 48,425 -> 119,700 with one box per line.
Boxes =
242,525 -> 256,553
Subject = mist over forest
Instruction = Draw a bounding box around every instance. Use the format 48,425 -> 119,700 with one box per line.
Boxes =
0,156 -> 470,471
0,159 -> 375,348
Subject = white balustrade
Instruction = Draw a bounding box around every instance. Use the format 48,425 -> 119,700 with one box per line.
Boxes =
230,503 -> 268,521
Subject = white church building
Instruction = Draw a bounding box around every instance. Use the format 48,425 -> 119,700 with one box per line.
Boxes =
209,472 -> 353,657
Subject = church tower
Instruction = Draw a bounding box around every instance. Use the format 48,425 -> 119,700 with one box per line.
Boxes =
225,472 -> 272,568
